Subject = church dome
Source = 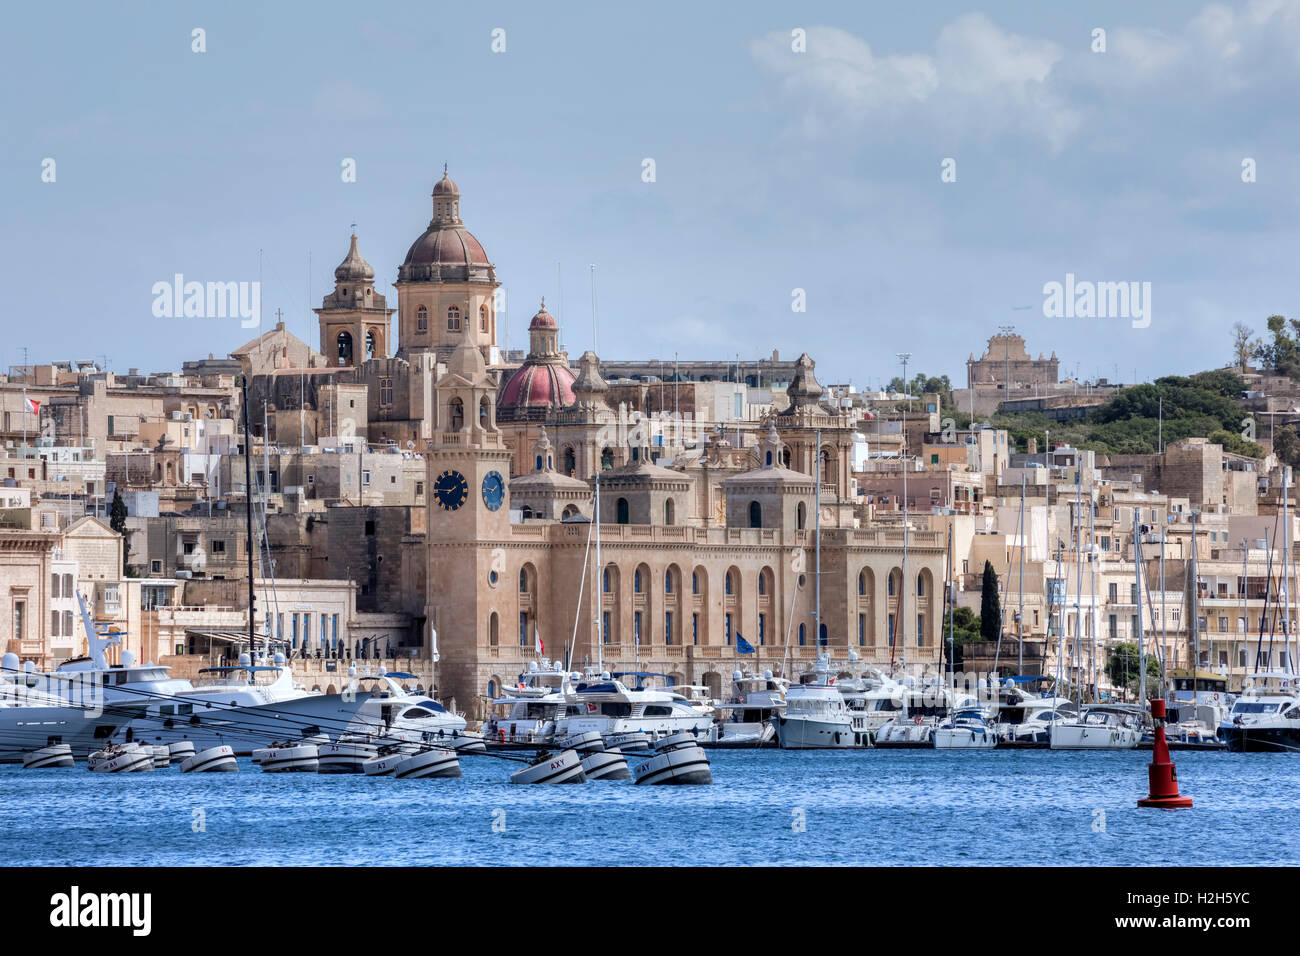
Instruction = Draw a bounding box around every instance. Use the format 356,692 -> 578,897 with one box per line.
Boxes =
529,301 -> 557,330
397,168 -> 495,285
499,361 -> 576,411
334,233 -> 374,282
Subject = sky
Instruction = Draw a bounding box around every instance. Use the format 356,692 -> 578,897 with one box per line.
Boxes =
4,1 -> 1299,391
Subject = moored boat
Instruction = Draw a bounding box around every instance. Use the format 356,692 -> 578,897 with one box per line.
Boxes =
510,749 -> 586,784
23,743 -> 74,769
633,742 -> 712,785
393,747 -> 462,779
178,745 -> 238,773
580,747 -> 631,780
254,742 -> 320,772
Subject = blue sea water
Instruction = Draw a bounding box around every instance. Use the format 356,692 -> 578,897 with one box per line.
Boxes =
1,749 -> 1295,866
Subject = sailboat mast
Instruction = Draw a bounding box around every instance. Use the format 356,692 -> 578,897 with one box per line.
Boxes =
1134,508 -> 1146,714
241,376 -> 256,664
1089,496 -> 1097,698
1073,468 -> 1083,707
1283,464 -> 1291,675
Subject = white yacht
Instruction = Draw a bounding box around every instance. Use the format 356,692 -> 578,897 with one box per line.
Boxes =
0,654 -> 125,762
337,672 -> 469,747
933,707 -> 998,749
991,679 -> 1076,747
43,594 -> 372,755
1049,703 -> 1144,750
1220,672 -> 1300,752
552,675 -> 712,739
708,669 -> 787,747
774,683 -> 862,748
874,678 -> 978,748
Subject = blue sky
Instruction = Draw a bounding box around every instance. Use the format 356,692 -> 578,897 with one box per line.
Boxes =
4,1 -> 1299,390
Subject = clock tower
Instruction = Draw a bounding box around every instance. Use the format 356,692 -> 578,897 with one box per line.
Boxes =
424,324 -> 513,710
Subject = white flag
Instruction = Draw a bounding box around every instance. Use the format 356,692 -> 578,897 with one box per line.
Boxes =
534,623 -> 543,655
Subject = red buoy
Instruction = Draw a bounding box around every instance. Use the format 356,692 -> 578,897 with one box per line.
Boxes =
1137,699 -> 1193,809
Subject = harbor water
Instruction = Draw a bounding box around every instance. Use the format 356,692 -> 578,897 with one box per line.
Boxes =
3,749 -> 1297,866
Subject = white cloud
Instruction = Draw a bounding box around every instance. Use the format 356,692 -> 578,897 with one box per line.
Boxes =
750,15 -> 1077,151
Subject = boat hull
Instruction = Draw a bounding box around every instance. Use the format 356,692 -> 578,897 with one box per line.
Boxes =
633,744 -> 712,785
128,692 -> 371,755
773,715 -> 860,749
393,748 -> 461,779
581,747 -> 632,780
1221,725 -> 1300,753
254,744 -> 319,772
317,740 -> 378,773
510,749 -> 586,784
179,745 -> 238,773
933,728 -> 997,749
1049,724 -> 1139,750
22,744 -> 74,769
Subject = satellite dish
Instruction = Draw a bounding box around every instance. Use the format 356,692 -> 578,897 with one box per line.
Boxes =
0,653 -> 18,672
238,652 -> 251,667
120,650 -> 135,669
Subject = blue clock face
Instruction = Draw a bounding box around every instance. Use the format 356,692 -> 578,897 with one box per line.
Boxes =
433,469 -> 469,511
482,471 -> 505,511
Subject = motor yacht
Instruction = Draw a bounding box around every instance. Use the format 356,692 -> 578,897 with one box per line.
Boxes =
1049,703 -> 1145,750
1220,672 -> 1300,752
933,707 -> 998,749
552,674 -> 712,739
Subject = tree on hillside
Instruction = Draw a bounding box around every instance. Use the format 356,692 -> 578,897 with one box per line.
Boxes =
979,561 -> 1002,642
1232,322 -> 1254,371
1253,315 -> 1300,380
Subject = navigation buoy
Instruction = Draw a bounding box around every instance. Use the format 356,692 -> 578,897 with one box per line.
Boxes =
1137,699 -> 1193,810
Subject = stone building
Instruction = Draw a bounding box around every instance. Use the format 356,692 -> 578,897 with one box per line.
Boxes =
967,333 -> 1059,388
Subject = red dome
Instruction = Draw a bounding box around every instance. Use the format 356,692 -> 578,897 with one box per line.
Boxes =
433,172 -> 459,195
500,361 -> 576,410
530,305 -> 557,330
403,226 -> 490,270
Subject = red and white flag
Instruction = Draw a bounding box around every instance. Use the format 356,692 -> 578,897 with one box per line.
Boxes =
25,397 -> 40,416
534,623 -> 544,655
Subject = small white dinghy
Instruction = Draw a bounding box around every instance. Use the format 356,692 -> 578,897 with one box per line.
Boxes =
560,731 -> 605,754
393,747 -> 461,779
604,731 -> 652,753
253,742 -> 320,773
633,735 -> 712,785
168,740 -> 197,762
580,746 -> 631,781
89,743 -> 154,774
151,745 -> 171,768
451,732 -> 487,754
179,745 -> 239,773
23,743 -> 74,769
510,749 -> 586,784
318,738 -> 377,774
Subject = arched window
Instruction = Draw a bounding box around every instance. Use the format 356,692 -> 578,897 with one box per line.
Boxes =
664,569 -> 674,594
616,497 -> 629,524
488,612 -> 499,647
535,455 -> 543,471
692,571 -> 699,595
449,398 -> 464,431
758,573 -> 766,596
859,570 -> 868,596
797,501 -> 806,530
725,570 -> 736,596
917,575 -> 925,596
603,568 -> 611,593
664,499 -> 675,525
562,504 -> 579,519
798,623 -> 806,646
416,305 -> 428,331
519,569 -> 528,593
336,331 -> 353,365
563,447 -> 576,476
601,448 -> 614,470
365,329 -> 375,360
765,449 -> 773,466
447,305 -> 461,331
520,505 -> 533,519
479,304 -> 489,331
748,500 -> 762,528
634,568 -> 643,593
480,397 -> 491,427
820,448 -> 833,485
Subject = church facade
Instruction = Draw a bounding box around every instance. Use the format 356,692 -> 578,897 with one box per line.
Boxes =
298,171 -> 947,715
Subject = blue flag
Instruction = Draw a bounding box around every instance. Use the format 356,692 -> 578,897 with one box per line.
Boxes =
736,633 -> 755,654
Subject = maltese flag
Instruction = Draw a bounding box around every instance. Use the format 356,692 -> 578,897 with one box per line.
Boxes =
25,397 -> 40,416
534,623 -> 543,656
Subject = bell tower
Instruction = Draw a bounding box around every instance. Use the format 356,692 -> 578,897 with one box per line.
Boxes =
314,233 -> 394,367
424,324 -> 513,710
